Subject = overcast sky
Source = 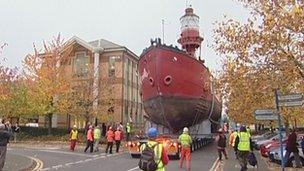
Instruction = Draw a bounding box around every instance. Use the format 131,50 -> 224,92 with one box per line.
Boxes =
0,0 -> 249,71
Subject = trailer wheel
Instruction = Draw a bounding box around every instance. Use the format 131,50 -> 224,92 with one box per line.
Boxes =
174,152 -> 181,160
131,154 -> 138,158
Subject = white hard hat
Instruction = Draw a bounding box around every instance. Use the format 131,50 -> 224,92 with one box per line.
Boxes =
183,127 -> 189,132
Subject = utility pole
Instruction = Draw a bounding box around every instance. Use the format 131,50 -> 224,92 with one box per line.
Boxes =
275,89 -> 284,171
162,19 -> 165,44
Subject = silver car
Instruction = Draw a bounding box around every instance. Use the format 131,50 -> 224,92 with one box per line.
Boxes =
270,140 -> 304,167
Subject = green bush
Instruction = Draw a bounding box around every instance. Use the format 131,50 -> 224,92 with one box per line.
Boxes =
17,126 -> 86,142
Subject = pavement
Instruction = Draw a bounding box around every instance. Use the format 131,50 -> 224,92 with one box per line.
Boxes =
3,152 -> 35,171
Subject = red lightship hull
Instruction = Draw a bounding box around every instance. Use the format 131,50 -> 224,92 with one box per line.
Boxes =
139,43 -> 221,132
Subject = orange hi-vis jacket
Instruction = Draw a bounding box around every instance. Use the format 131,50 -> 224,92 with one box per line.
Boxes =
87,129 -> 93,141
114,130 -> 123,141
106,130 -> 115,142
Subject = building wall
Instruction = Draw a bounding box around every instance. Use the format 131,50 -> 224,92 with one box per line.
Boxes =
43,41 -> 144,130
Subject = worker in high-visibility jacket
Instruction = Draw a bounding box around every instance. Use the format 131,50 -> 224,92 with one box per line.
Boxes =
105,126 -> 115,154
139,128 -> 169,171
229,129 -> 238,159
114,127 -> 123,153
126,122 -> 131,141
178,127 -> 192,171
234,125 -> 253,171
69,125 -> 78,151
93,125 -> 101,152
229,129 -> 238,147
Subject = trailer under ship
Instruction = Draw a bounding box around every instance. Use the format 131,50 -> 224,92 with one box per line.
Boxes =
139,7 -> 221,132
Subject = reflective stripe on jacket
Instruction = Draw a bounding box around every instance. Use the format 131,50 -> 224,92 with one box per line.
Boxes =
179,133 -> 192,147
140,141 -> 165,171
237,132 -> 250,151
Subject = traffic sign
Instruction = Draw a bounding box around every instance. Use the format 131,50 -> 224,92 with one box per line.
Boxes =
255,114 -> 278,121
254,109 -> 276,115
278,93 -> 303,107
278,93 -> 303,101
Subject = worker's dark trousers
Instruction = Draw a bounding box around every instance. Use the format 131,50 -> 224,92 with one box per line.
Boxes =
106,142 -> 113,154
126,133 -> 130,141
237,151 -> 249,171
115,140 -> 121,153
84,140 -> 93,153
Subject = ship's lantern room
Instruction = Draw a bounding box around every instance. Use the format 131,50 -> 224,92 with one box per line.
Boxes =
180,8 -> 200,32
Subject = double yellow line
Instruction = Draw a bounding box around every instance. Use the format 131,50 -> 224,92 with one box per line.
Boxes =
29,156 -> 43,171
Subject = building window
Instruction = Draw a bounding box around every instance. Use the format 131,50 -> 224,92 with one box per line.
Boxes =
108,56 -> 117,77
74,52 -> 89,77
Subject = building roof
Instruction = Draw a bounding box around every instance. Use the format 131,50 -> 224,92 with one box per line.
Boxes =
61,36 -> 138,59
89,39 -> 122,49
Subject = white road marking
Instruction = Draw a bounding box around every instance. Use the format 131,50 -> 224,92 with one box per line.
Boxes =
127,166 -> 139,171
65,162 -> 74,166
39,150 -> 126,170
40,150 -> 94,157
209,158 -> 220,171
74,160 -> 84,164
84,158 -> 92,162
52,164 -> 63,169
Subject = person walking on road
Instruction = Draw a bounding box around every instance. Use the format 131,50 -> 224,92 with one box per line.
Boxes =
11,123 -> 20,143
114,127 -> 123,153
178,127 -> 192,171
126,122 -> 131,141
0,124 -> 11,170
234,125 -> 253,171
84,125 -> 94,153
101,123 -> 107,137
229,129 -> 238,158
69,125 -> 78,151
139,127 -> 169,171
93,125 -> 101,152
105,126 -> 115,154
216,128 -> 228,160
284,129 -> 302,168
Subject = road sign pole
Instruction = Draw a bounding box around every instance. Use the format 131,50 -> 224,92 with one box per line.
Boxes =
275,89 -> 284,171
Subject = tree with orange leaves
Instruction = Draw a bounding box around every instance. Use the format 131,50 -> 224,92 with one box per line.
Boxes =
23,35 -> 72,134
213,1 -> 303,125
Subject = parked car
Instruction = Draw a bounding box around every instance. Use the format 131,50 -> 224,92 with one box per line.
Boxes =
252,132 -> 277,149
260,138 -> 287,157
256,132 -> 286,150
269,141 -> 304,167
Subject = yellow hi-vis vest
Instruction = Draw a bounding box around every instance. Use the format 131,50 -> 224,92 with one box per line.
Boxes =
126,124 -> 131,133
140,141 -> 165,171
71,130 -> 78,140
237,132 -> 251,151
94,128 -> 101,139
178,133 -> 192,147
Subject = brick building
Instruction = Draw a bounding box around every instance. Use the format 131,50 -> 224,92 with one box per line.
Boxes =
39,36 -> 144,129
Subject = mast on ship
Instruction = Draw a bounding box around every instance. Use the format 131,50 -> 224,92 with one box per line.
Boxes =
177,6 -> 203,58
